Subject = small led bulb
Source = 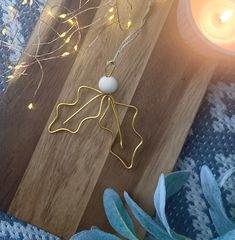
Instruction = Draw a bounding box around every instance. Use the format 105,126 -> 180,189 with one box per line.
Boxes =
98,76 -> 118,94
28,103 -> 34,110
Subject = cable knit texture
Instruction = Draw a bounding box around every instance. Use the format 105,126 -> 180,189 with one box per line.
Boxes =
166,75 -> 235,240
0,0 -> 45,93
0,212 -> 60,240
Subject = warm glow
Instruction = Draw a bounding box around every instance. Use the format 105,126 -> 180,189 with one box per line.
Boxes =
28,103 -> 34,110
65,37 -> 71,43
219,9 -> 233,23
127,20 -> 132,29
15,64 -> 24,69
2,27 -> 6,35
59,14 -> 67,19
61,52 -> 70,57
59,32 -> 66,38
68,19 -> 74,25
109,7 -> 114,13
47,10 -> 53,16
190,0 -> 235,49
108,15 -> 115,21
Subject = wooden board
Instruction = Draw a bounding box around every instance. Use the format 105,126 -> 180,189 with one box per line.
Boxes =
0,0 -> 101,211
8,1 -> 175,237
78,1 -> 217,233
1,0 -> 218,239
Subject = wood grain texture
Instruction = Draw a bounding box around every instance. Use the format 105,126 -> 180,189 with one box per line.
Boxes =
3,0 -> 219,239
0,0 -> 101,211
8,0 -> 174,238
78,0 -> 217,234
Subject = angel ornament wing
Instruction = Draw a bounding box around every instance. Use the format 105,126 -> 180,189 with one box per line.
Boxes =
48,71 -> 143,169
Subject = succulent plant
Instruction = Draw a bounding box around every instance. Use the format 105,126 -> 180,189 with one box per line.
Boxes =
71,166 -> 235,240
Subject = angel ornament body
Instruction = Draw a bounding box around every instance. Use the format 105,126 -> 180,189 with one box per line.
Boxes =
48,67 -> 143,169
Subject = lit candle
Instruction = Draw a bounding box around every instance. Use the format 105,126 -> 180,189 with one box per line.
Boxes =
178,0 -> 235,56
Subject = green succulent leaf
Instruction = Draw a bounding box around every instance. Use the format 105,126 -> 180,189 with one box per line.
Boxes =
154,174 -> 173,238
213,230 -> 235,240
165,171 -> 191,199
218,168 -> 235,188
209,208 -> 235,236
124,191 -> 175,240
154,171 -> 190,228
200,165 -> 235,236
103,189 -> 137,240
70,229 -> 121,240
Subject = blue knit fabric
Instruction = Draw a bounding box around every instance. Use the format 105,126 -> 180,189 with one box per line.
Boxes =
0,0 -> 46,94
166,76 -> 235,240
0,211 -> 60,240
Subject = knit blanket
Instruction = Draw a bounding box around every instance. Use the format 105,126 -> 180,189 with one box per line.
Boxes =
0,0 -> 45,93
167,75 -> 235,240
0,212 -> 60,240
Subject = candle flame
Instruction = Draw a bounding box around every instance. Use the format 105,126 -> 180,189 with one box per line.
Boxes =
219,9 -> 233,23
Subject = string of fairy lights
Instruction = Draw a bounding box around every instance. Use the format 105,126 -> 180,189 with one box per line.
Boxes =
0,0 -> 162,110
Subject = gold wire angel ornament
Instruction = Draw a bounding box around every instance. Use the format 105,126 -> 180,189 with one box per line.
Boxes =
48,0 -> 153,169
48,61 -> 143,169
